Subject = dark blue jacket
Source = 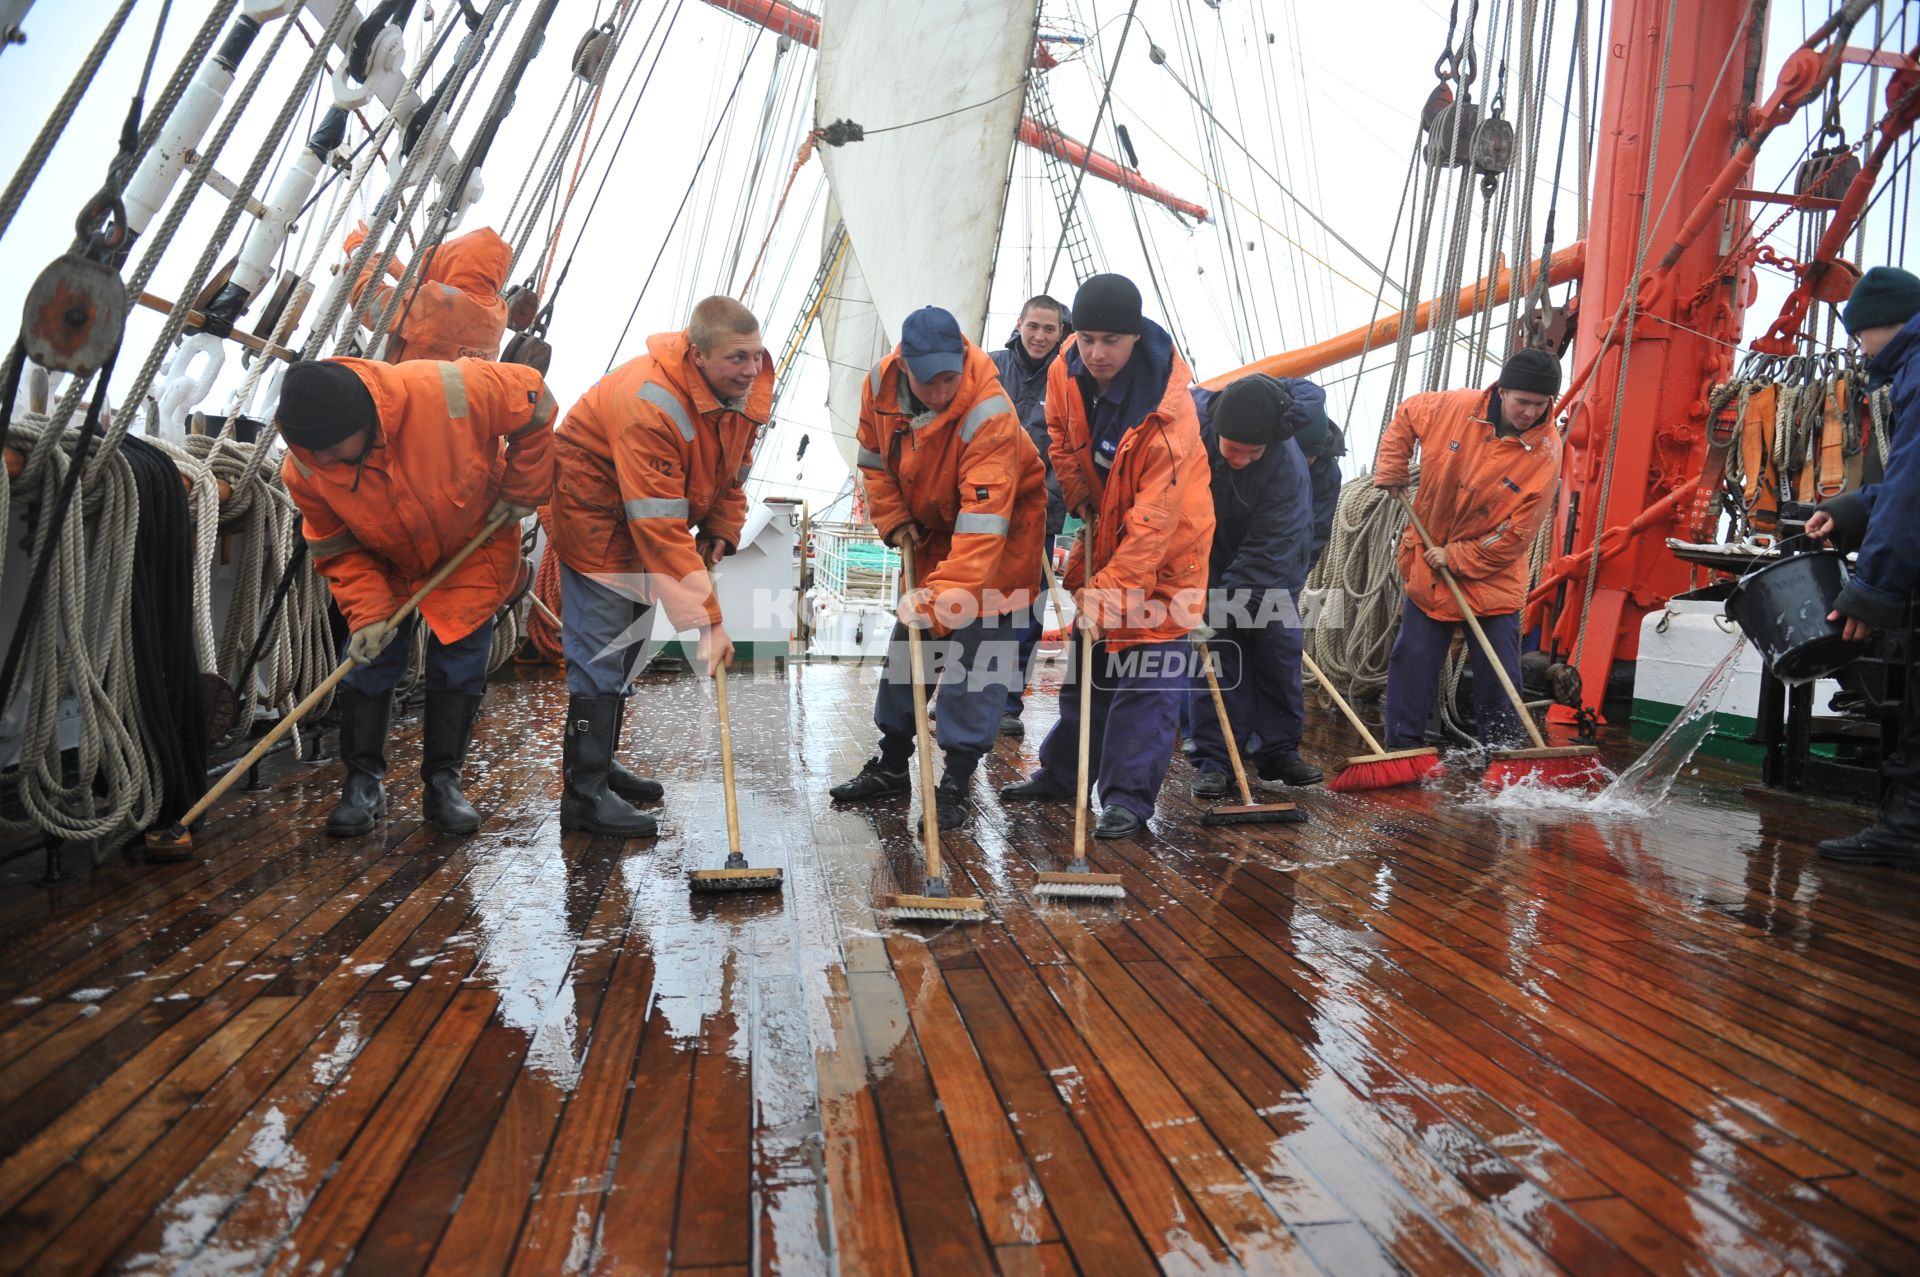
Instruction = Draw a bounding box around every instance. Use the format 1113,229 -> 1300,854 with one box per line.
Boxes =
1067,319 -> 1179,471
1833,312 -> 1920,629
989,333 -> 1066,537
1190,385 -> 1313,596
1307,423 -> 1346,569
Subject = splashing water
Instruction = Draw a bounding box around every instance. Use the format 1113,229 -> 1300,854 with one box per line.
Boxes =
1474,633 -> 1748,819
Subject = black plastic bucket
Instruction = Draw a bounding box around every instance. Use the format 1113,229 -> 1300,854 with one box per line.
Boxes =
1723,549 -> 1866,685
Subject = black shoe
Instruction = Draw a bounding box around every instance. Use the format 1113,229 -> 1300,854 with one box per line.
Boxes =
422,690 -> 484,835
1000,773 -> 1071,802
1257,751 -> 1324,787
998,714 -> 1026,738
830,756 -> 911,802
326,688 -> 391,836
1093,806 -> 1143,839
1192,770 -> 1233,799
1818,791 -> 1920,867
561,695 -> 658,837
935,774 -> 969,831
607,697 -> 664,803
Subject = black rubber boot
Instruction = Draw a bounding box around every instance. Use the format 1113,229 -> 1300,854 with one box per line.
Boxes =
608,697 -> 664,804
1818,788 -> 1920,868
326,688 -> 391,837
561,695 -> 658,837
422,690 -> 484,835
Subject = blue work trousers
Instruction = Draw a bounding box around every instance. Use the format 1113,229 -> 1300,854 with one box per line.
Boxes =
342,615 -> 493,696
876,616 -> 1024,774
1035,637 -> 1186,822
1191,620 -> 1305,774
560,561 -> 659,697
1382,597 -> 1522,748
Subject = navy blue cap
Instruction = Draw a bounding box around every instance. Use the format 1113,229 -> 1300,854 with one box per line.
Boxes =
900,306 -> 966,382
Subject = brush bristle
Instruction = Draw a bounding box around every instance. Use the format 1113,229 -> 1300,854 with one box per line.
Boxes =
883,905 -> 988,923
1328,752 -> 1444,793
1482,753 -> 1605,791
688,871 -> 784,893
144,827 -> 193,862
1033,880 -> 1127,900
1200,804 -> 1308,826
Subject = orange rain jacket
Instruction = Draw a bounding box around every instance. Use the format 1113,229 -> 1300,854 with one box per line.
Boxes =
548,331 -> 772,632
1372,383 -> 1561,620
1047,333 -> 1214,649
344,224 -> 512,363
856,341 -> 1046,632
282,357 -> 557,642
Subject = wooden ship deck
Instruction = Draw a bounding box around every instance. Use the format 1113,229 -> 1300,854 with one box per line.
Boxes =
2,659 -> 1918,1276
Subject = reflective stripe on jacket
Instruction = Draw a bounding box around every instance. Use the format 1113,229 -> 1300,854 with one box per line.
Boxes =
548,330 -> 771,631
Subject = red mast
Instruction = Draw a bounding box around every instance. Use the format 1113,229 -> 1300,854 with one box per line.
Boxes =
1545,0 -> 1764,711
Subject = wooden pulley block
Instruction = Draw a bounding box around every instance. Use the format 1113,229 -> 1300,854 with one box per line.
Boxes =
1795,146 -> 1860,201
573,22 -> 614,82
1422,100 -> 1479,168
1470,115 -> 1513,177
503,282 -> 540,332
502,331 -> 552,373
22,253 -> 126,374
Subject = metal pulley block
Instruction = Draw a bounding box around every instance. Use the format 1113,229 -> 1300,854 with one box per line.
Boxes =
573,21 -> 614,82
22,253 -> 126,375
502,331 -> 552,373
1794,145 -> 1860,201
1470,114 -> 1514,177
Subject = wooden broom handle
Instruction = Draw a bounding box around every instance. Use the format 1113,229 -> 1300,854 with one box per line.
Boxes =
177,510 -> 512,829
1038,541 -> 1093,863
901,542 -> 943,880
1299,649 -> 1389,756
1196,639 -> 1257,806
709,570 -> 740,857
1395,493 -> 1548,749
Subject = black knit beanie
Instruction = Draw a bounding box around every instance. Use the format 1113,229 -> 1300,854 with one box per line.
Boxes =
277,360 -> 379,450
1498,347 -> 1563,397
1213,375 -> 1299,447
1072,273 -> 1143,336
1841,266 -> 1920,334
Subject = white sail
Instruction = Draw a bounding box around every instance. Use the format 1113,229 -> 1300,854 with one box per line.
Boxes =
813,0 -> 1039,460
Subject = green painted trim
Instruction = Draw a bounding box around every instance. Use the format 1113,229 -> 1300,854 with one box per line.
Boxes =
1630,699 -> 1763,764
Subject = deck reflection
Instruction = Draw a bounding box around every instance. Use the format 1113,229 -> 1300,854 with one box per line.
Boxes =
1,659 -> 1917,1275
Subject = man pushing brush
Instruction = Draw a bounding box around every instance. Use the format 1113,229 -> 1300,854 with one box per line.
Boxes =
830,306 -> 1048,832
1373,348 -> 1564,752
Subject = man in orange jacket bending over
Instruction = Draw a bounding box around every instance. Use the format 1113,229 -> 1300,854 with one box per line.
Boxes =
547,296 -> 771,837
1000,274 -> 1215,839
829,306 -> 1047,832
278,356 -> 556,837
1372,348 -> 1563,749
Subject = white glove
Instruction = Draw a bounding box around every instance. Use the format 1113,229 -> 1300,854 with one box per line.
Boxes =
347,621 -> 396,664
488,498 -> 537,524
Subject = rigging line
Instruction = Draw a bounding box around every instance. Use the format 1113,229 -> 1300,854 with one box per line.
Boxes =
859,82 -> 1028,137
1141,29 -> 1403,298
721,33 -> 798,291
1043,0 -> 1140,294
1344,123 -> 1424,426
605,25 -> 765,370
541,0 -> 687,315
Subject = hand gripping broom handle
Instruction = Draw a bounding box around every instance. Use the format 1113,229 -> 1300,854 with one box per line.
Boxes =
1395,493 -> 1548,750
900,542 -> 944,881
1038,535 -> 1093,862
709,570 -> 741,859
1299,649 -> 1389,756
174,510 -> 514,830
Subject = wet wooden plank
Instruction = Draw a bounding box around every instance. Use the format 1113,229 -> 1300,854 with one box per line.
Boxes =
886,937 -> 1057,1249
672,956 -> 758,1271
265,986 -> 493,1276
992,1239 -> 1077,1277
595,1005 -> 696,1277
943,967 -> 1160,1277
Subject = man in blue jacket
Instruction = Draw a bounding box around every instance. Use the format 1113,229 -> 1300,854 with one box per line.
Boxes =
1188,374 -> 1323,794
1294,408 -> 1347,573
1808,266 -> 1920,867
989,295 -> 1069,737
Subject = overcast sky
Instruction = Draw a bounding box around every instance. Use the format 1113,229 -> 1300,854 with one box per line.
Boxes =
1,0 -> 1911,514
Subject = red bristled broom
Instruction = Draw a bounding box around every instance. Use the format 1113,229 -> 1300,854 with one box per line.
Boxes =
1302,649 -> 1443,791
1397,494 -> 1601,790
